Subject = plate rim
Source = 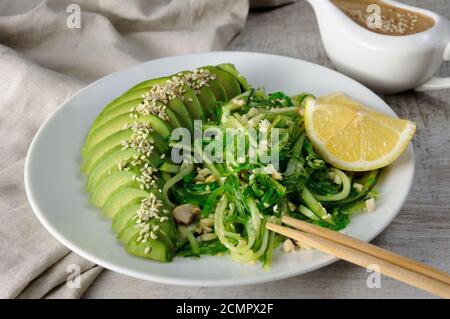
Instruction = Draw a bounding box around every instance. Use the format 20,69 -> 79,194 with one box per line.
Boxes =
24,51 -> 415,287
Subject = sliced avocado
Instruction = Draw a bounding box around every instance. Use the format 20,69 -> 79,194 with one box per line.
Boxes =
203,66 -> 241,100
164,68 -> 221,119
86,148 -> 162,194
91,171 -> 138,208
124,224 -> 175,262
144,127 -> 176,156
161,215 -> 178,240
82,110 -> 172,174
95,98 -> 180,133
84,129 -> 169,175
119,212 -> 177,247
83,129 -> 169,182
112,198 -> 177,241
128,76 -> 169,92
87,147 -> 136,194
167,98 -> 193,132
217,63 -> 250,92
83,113 -> 171,157
101,76 -> 169,114
125,237 -> 173,262
112,203 -> 141,234
165,106 -> 182,130
102,186 -> 149,218
196,86 -> 217,120
82,129 -> 133,174
101,88 -> 149,114
206,78 -> 227,102
182,88 -> 204,120
91,98 -> 143,131
150,131 -> 170,155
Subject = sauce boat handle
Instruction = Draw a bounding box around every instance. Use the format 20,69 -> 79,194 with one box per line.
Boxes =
415,43 -> 450,91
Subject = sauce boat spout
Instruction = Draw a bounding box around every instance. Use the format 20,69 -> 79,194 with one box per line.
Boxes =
305,0 -> 337,18
305,0 -> 365,42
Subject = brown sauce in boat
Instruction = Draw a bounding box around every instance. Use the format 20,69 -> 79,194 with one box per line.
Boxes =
331,0 -> 435,35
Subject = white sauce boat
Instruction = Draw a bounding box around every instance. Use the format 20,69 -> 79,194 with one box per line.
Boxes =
307,0 -> 450,94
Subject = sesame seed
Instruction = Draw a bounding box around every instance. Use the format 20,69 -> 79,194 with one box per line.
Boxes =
133,193 -> 164,243
133,69 -> 214,122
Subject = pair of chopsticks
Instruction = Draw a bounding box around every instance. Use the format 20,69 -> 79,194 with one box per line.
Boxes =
266,216 -> 450,298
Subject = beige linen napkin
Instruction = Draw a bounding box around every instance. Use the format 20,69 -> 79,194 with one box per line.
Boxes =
0,0 -> 249,299
0,0 -> 249,83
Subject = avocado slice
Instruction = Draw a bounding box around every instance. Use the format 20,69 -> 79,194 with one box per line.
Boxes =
96,100 -> 182,132
113,74 -> 193,130
182,88 -> 204,120
102,186 -> 149,218
118,210 -> 174,245
99,76 -> 169,114
128,76 -> 169,92
101,88 -> 149,114
121,215 -> 176,262
87,148 -> 139,194
217,63 -> 250,92
112,202 -> 141,234
206,78 -> 228,102
149,128 -> 170,155
167,98 -> 193,132
165,107 -> 183,130
93,96 -> 183,132
82,129 -> 133,174
83,128 -> 169,175
91,171 -> 138,208
125,236 -> 173,262
178,66 -> 226,102
87,110 -> 177,168
196,86 -> 217,121
90,78 -> 170,133
113,187 -> 175,238
86,148 -> 162,194
91,98 -> 143,131
203,66 -> 241,100
118,207 -> 177,248
82,113 -> 171,157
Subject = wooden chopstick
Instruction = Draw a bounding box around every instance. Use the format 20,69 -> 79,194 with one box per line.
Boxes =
266,221 -> 450,298
282,216 -> 450,285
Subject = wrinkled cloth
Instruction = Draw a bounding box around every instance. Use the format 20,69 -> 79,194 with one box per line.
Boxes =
0,0 -> 250,299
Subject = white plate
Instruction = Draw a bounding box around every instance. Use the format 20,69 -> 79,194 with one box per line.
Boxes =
25,52 -> 415,287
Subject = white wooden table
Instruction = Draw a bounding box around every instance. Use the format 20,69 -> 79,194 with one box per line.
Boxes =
84,0 -> 450,299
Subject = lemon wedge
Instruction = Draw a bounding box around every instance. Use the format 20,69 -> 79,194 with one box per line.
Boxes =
304,93 -> 416,171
